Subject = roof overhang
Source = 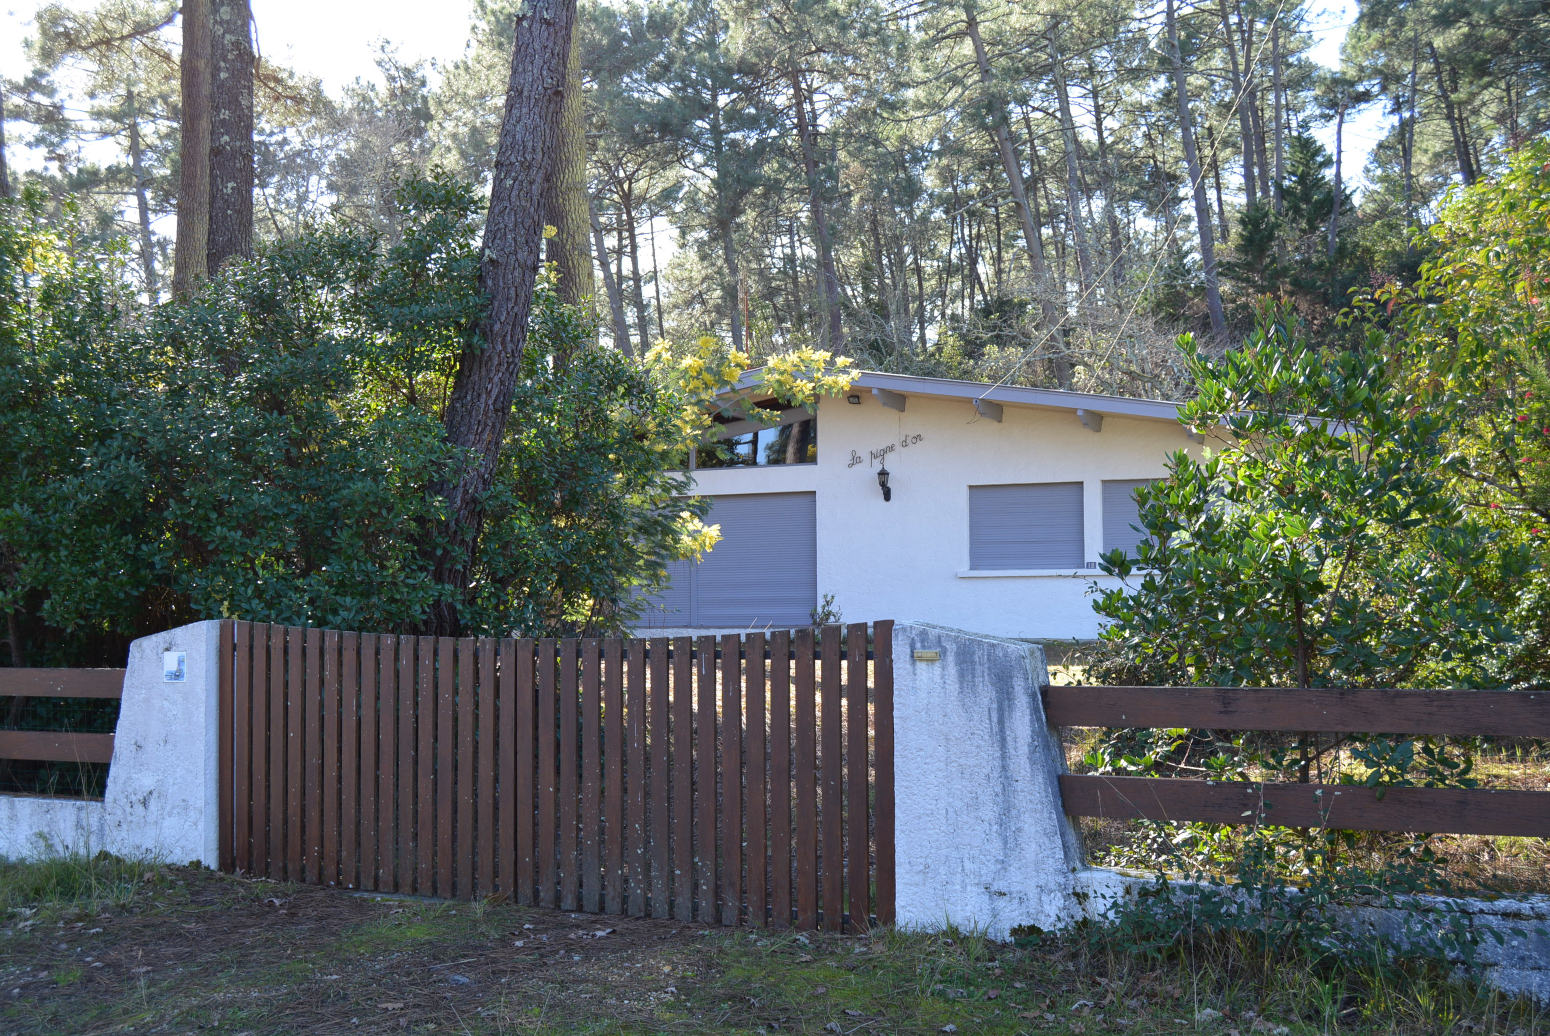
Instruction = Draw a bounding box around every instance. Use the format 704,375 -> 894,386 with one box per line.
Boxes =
728,368 -> 1198,438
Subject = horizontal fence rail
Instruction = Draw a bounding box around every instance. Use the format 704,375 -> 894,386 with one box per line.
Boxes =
220,621 -> 894,933
0,668 -> 126,773
1044,685 -> 1550,738
1045,684 -> 1550,838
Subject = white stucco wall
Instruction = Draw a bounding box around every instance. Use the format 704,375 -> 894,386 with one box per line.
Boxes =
685,389 -> 1200,640
0,620 -> 224,866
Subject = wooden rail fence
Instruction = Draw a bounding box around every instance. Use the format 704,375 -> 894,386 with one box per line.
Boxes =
218,620 -> 894,931
1044,684 -> 1550,837
0,668 -> 125,775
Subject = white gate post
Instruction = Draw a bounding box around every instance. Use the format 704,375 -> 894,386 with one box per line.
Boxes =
891,623 -> 1087,938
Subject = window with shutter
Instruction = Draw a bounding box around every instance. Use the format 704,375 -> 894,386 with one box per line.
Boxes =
1102,479 -> 1157,557
968,483 -> 1085,569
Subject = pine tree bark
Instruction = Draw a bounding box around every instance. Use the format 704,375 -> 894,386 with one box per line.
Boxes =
1165,0 -> 1226,340
0,85 -> 10,200
545,26 -> 595,306
127,89 -> 158,300
172,0 -> 211,294
624,200 -> 651,355
207,0 -> 253,271
1271,17 -> 1285,217
1428,44 -> 1476,185
430,0 -> 576,636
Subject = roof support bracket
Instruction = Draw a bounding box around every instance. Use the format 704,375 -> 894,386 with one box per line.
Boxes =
873,387 -> 907,412
1076,409 -> 1104,433
972,398 -> 1003,422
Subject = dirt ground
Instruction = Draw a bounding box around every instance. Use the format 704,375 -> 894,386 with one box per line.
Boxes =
4,862 -> 1547,1036
1,864 -> 756,1034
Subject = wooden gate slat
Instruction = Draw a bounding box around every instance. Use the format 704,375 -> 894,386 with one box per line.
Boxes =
286,627 -> 305,883
671,637 -> 693,922
416,636 -> 436,895
272,625 -> 290,882
696,636 -> 718,922
249,624 -> 270,878
361,634 -> 382,892
581,638 -> 603,913
397,637 -> 417,895
497,639 -> 519,898
845,624 -> 870,932
654,639 -> 676,919
745,633 -> 767,927
820,626 -> 844,931
436,637 -> 457,897
720,634 -> 743,926
220,620 -> 237,872
560,639 -> 582,911
603,638 -> 625,915
322,630 -> 341,886
228,622 -> 248,873
538,638 -> 559,909
873,621 -> 895,926
456,637 -> 476,898
304,628 -> 324,883
341,631 -> 360,889
516,639 -> 537,905
626,640 -> 648,916
794,628 -> 818,930
478,638 -> 497,896
769,630 -> 792,929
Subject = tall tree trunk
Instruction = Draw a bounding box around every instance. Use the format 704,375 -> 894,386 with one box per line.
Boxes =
172,0 -> 210,294
1217,0 -> 1257,204
545,26 -> 595,305
625,198 -> 651,356
1047,24 -> 1094,301
1241,13 -> 1271,205
790,67 -> 845,352
1328,87 -> 1345,261
1206,123 -> 1229,243
430,0 -> 576,636
1271,17 -> 1285,217
1428,44 -> 1476,185
126,88 -> 158,300
590,197 -> 630,354
1165,0 -> 1227,339
1088,58 -> 1126,290
0,83 -> 10,201
207,0 -> 253,271
649,208 -> 665,341
707,92 -> 744,350
1404,40 -> 1419,222
964,3 -> 1069,383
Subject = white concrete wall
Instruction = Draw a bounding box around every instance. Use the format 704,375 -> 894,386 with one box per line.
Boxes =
685,392 -> 1199,640
0,620 -> 224,866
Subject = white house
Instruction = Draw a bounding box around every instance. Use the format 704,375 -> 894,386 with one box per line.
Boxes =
637,370 -> 1204,642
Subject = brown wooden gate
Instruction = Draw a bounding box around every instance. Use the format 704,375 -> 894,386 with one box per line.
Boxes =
217,621 -> 893,931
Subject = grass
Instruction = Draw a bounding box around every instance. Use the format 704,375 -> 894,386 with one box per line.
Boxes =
1,855 -> 1546,1034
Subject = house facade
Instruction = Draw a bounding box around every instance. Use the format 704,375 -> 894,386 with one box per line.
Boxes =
637,371 -> 1203,641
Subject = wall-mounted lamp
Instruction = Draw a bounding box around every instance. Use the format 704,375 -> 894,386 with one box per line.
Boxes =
877,464 -> 892,502
846,393 -> 862,405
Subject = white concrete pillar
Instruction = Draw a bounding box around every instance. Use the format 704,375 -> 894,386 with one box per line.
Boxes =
891,623 -> 1086,938
101,619 -> 225,866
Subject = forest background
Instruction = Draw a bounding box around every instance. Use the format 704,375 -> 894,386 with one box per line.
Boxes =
0,0 -> 1546,672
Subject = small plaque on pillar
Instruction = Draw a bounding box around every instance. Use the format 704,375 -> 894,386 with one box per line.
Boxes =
163,651 -> 187,682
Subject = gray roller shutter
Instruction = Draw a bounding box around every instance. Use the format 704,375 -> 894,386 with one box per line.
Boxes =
969,483 -> 1084,569
1102,479 -> 1155,557
638,492 -> 817,628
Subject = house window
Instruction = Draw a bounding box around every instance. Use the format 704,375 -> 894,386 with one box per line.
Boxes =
968,482 -> 1084,569
696,406 -> 817,469
1102,479 -> 1157,557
